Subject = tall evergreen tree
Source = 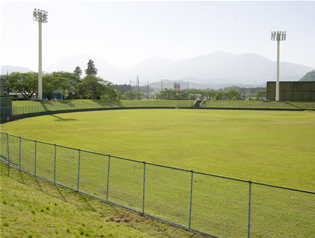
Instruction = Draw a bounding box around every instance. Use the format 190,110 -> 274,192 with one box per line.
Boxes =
74,66 -> 82,77
85,59 -> 98,76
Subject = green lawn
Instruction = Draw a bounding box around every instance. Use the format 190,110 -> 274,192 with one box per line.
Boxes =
0,162 -> 205,238
1,109 -> 314,237
1,109 -> 314,191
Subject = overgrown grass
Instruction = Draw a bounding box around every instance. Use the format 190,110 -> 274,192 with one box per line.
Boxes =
0,162 -> 205,238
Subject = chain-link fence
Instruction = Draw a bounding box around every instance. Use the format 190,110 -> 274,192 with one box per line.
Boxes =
2,100 -> 315,123
1,132 -> 314,238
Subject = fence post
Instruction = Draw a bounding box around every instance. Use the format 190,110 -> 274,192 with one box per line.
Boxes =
106,155 -> 111,202
189,170 -> 193,230
142,161 -> 146,215
248,180 -> 252,238
54,144 -> 56,184
7,133 -> 10,165
19,137 -> 21,170
34,140 -> 37,176
6,133 -> 10,176
77,149 -> 81,192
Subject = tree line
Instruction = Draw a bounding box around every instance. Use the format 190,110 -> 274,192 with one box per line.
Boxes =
155,87 -> 266,101
5,59 -> 266,101
6,60 -> 118,100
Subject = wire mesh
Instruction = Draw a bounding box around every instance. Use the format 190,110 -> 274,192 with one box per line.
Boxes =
7,135 -> 19,167
55,146 -> 79,189
21,138 -> 36,174
79,151 -> 108,199
108,157 -> 143,211
145,164 -> 191,227
35,142 -> 55,182
250,183 -> 315,238
191,173 -> 249,237
0,133 -> 8,160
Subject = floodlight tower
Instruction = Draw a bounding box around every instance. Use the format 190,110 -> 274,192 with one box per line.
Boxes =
271,31 -> 286,102
33,8 -> 48,100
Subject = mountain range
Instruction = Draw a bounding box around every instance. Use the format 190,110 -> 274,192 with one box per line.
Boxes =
2,52 -> 314,89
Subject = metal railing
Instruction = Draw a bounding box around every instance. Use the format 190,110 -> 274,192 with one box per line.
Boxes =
1,132 -> 314,238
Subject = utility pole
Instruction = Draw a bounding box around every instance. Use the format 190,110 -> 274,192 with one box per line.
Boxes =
271,31 -> 286,102
33,8 -> 48,100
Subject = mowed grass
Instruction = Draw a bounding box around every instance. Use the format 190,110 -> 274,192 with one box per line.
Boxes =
1,109 -> 314,191
0,162 -> 205,238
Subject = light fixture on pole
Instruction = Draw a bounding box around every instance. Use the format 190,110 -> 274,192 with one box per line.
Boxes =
33,8 -> 48,100
271,31 -> 286,102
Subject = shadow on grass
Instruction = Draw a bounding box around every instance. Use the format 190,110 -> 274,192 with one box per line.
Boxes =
49,114 -> 77,121
283,102 -> 304,109
95,100 -> 122,108
1,163 -> 203,237
40,100 -> 76,109
1,163 -> 134,218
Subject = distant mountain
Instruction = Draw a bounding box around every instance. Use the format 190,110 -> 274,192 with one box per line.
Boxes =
127,52 -> 313,86
1,66 -> 32,75
3,52 -> 314,87
299,70 -> 315,81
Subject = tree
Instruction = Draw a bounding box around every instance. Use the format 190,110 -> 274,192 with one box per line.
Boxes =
247,96 -> 254,101
52,71 -> 80,99
226,89 -> 242,100
255,90 -> 267,100
122,90 -> 143,100
136,91 -> 140,100
299,70 -> 315,81
42,73 -> 71,100
187,88 -> 202,100
85,59 -> 98,76
6,72 -> 38,99
214,94 -> 220,101
116,91 -> 121,100
202,89 -> 216,100
113,84 -> 131,96
76,75 -> 116,99
74,66 -> 82,78
158,88 -> 176,100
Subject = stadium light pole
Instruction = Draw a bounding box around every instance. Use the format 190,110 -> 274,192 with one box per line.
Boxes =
271,31 -> 286,102
33,8 -> 48,100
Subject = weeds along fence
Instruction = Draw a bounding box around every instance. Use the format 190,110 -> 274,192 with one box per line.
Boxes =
1,132 -> 314,238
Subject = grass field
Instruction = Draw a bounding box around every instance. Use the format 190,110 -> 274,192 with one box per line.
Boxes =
0,162 -> 205,238
1,109 -> 314,191
1,108 -> 315,237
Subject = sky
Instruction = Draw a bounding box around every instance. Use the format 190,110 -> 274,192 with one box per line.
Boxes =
1,0 -> 315,72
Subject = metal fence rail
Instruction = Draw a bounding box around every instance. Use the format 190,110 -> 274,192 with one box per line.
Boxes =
1,132 -> 314,238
